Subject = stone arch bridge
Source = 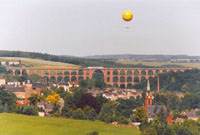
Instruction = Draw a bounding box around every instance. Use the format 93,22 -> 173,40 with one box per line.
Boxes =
7,67 -> 191,88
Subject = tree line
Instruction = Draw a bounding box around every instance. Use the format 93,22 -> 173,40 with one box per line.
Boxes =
0,50 -> 184,68
133,69 -> 200,95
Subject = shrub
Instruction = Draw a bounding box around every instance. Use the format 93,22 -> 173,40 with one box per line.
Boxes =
72,108 -> 87,120
117,116 -> 129,124
87,131 -> 99,135
88,108 -> 97,121
38,107 -> 45,112
65,110 -> 73,117
0,105 -> 3,113
51,111 -> 61,117
104,115 -> 116,123
3,103 -> 8,112
143,127 -> 157,135
61,106 -> 73,117
52,104 -> 60,114
16,105 -> 38,116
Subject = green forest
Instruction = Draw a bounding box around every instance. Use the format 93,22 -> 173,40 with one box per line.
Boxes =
133,69 -> 200,94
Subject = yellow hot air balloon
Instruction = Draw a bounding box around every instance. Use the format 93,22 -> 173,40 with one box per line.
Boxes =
122,11 -> 133,21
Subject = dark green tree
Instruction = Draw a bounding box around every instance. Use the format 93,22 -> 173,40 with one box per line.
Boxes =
28,93 -> 38,106
72,108 -> 87,120
88,108 -> 97,121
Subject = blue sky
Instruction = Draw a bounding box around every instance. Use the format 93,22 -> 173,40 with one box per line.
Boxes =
0,0 -> 200,56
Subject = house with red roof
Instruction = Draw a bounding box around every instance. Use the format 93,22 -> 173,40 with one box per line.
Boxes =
15,99 -> 30,106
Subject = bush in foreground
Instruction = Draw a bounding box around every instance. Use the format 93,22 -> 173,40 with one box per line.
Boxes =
72,108 -> 87,120
117,116 -> 129,124
87,131 -> 99,135
16,105 -> 38,116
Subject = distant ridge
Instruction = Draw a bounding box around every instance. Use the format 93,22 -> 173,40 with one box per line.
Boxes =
0,50 -> 194,68
85,54 -> 200,60
0,50 -> 156,68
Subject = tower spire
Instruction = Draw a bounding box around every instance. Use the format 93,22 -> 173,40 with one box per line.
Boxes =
144,79 -> 152,111
147,79 -> 150,91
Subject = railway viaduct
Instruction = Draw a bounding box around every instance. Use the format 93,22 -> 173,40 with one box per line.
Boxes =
7,67 -> 191,88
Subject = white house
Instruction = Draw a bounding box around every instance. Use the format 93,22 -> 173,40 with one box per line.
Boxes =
0,78 -> 6,86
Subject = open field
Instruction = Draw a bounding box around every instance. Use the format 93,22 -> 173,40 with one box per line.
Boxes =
116,60 -> 200,68
0,57 -> 79,69
0,113 -> 139,135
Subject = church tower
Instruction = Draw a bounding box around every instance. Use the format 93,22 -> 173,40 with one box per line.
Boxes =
144,79 -> 153,111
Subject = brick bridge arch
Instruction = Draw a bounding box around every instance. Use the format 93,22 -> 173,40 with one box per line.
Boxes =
7,67 -> 191,88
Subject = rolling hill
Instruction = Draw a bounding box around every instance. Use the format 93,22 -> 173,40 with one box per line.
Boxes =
0,50 -> 154,68
1,50 -> 198,68
0,57 -> 79,69
0,113 -> 139,135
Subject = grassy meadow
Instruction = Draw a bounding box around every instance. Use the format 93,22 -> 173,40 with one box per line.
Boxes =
0,113 -> 139,135
116,60 -> 200,68
0,57 -> 79,69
